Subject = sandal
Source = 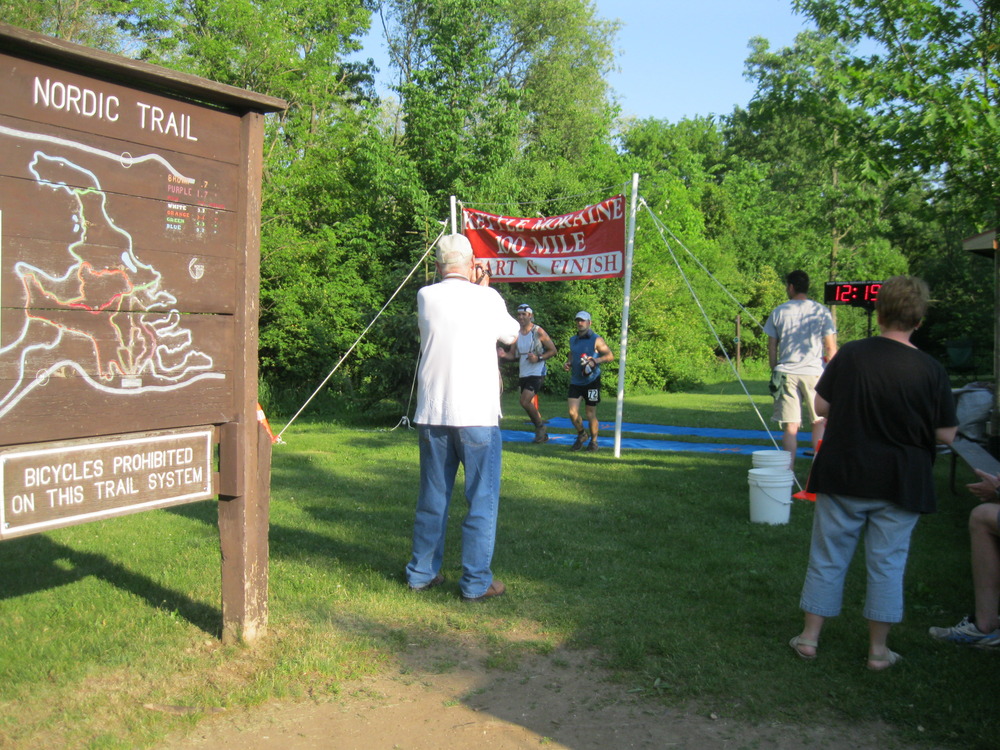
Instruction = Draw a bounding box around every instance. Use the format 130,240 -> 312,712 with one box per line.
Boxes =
789,635 -> 818,660
867,649 -> 902,671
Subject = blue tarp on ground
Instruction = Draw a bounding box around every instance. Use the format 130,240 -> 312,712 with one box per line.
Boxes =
503,418 -> 810,456
541,417 -> 802,441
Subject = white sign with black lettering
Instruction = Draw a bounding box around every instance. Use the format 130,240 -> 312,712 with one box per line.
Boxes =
0,428 -> 214,540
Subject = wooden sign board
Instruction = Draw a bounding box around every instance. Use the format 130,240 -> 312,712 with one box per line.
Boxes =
0,24 -> 286,643
1,426 -> 214,540
0,53 -> 243,442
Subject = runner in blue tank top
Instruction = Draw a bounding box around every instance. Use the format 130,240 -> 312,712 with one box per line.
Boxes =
562,311 -> 614,452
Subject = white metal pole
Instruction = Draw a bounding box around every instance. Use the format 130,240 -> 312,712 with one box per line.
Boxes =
450,195 -> 458,234
614,173 -> 640,457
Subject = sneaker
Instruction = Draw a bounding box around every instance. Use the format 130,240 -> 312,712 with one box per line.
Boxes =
533,425 -> 549,443
570,432 -> 586,451
462,579 -> 506,603
928,616 -> 1000,647
408,573 -> 444,592
586,439 -> 598,452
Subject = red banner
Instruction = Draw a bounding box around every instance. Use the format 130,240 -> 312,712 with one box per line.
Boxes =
462,195 -> 626,282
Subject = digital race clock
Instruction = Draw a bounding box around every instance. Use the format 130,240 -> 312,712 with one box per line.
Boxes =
823,281 -> 882,309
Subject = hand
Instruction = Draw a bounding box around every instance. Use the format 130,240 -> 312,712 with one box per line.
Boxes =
769,370 -> 783,396
473,260 -> 491,286
967,469 -> 1000,502
563,361 -> 571,372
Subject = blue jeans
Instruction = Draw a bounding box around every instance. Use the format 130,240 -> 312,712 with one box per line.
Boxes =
800,492 -> 920,623
406,425 -> 502,598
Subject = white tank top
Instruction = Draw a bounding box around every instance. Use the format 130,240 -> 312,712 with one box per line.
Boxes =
517,327 -> 545,377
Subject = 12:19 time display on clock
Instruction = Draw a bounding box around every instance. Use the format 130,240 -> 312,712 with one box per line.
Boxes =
823,281 -> 882,308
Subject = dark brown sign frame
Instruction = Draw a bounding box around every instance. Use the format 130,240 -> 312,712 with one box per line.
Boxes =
0,24 -> 286,644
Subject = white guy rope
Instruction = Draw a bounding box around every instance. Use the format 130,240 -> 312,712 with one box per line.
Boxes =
641,199 -> 767,334
639,199 -> 799,486
275,227 -> 446,442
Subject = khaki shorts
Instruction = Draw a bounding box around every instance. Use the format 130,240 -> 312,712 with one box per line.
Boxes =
772,372 -> 821,426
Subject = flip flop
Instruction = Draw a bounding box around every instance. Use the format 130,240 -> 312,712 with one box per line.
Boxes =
789,635 -> 818,660
867,649 -> 902,671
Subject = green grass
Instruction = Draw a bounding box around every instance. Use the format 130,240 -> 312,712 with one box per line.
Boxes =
0,380 -> 993,748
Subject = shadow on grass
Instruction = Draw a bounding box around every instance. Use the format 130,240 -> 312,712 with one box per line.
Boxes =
0,534 -> 222,636
2,411 -> 990,749
166,449 -> 415,583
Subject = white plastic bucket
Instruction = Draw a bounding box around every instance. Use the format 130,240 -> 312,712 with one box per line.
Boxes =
751,449 -> 792,470
748,467 -> 794,525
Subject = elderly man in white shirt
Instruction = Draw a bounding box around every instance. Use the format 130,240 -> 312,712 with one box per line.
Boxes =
405,234 -> 519,602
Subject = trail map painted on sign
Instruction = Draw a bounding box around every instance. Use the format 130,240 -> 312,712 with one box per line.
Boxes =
0,126 -> 223,421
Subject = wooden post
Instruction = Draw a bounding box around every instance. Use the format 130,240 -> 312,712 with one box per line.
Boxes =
219,110 -> 269,644
219,421 -> 271,644
961,229 -> 999,457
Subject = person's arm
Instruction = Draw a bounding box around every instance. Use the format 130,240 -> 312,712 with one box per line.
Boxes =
529,327 -> 557,364
494,296 -> 519,347
593,336 -> 614,364
967,469 -> 1000,502
823,333 -> 837,362
767,336 -> 778,370
935,425 -> 957,446
814,393 -> 830,419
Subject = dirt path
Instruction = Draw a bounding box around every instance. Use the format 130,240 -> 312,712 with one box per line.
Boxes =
159,646 -> 933,750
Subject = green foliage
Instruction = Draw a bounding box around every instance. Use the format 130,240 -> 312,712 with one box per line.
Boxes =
794,0 -> 1000,223
724,31 -> 909,284
386,0 -> 526,199
6,0 -> 994,406
0,0 -> 148,51
615,119 -> 764,389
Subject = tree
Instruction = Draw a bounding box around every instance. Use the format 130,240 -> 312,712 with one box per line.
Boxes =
0,0 -> 152,51
616,118 -> 755,388
793,0 -> 1000,224
119,0 -> 428,401
789,0 -> 997,359
376,0 -> 618,198
727,32 -> 908,287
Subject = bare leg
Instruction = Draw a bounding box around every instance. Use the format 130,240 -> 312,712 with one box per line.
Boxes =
585,403 -> 599,441
567,397 -> 584,433
520,388 -> 542,428
792,611 -> 824,657
970,503 -> 1000,634
782,422 -> 800,470
867,620 -> 895,668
